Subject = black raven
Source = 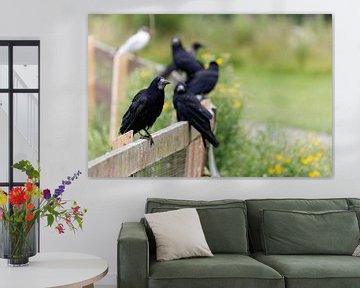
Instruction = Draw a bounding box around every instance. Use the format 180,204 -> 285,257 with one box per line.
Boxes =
187,61 -> 219,97
173,82 -> 219,147
160,41 -> 204,78
190,42 -> 205,55
171,38 -> 204,81
119,76 -> 170,145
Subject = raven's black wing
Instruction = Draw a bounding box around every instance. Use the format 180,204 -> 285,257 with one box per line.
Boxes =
187,70 -> 219,95
175,96 -> 218,147
174,51 -> 203,75
119,89 -> 147,135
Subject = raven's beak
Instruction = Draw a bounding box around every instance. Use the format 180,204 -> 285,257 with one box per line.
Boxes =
163,79 -> 171,85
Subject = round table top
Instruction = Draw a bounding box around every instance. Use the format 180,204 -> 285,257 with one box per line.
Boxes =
0,252 -> 108,288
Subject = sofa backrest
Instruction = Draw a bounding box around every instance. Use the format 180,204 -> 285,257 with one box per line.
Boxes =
145,198 -> 249,255
245,198 -> 349,252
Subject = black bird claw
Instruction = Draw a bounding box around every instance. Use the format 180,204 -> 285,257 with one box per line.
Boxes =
140,135 -> 155,146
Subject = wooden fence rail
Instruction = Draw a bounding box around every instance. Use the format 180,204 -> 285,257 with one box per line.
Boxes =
88,122 -> 206,177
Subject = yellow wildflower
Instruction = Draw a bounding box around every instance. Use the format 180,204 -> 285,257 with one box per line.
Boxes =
275,154 -> 285,161
308,170 -> 320,178
301,156 -> 313,165
268,167 -> 275,175
313,152 -> 323,161
234,99 -> 242,109
140,70 -> 151,79
215,58 -> 224,66
163,101 -> 170,112
274,164 -> 283,175
0,190 -> 7,206
219,86 -> 226,94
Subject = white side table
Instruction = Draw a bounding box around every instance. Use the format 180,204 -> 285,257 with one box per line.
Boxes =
0,252 -> 108,288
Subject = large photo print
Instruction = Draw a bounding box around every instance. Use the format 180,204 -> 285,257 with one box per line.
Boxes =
88,14 -> 332,178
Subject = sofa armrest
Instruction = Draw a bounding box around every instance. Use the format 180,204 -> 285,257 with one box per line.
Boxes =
118,222 -> 149,288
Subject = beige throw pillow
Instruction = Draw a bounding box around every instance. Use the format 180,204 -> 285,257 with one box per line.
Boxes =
353,244 -> 360,256
145,208 -> 213,261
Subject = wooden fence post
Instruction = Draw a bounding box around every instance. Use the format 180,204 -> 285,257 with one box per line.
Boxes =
110,52 -> 129,142
185,137 -> 206,177
88,35 -> 96,121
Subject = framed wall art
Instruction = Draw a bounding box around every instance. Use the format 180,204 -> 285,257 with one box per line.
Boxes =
87,14 -> 332,178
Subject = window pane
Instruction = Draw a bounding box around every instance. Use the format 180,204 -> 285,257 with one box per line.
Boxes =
13,46 -> 38,89
0,94 -> 9,182
13,93 -> 38,182
0,46 -> 8,89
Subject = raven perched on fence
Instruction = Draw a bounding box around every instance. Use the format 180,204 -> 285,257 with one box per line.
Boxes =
171,38 -> 204,81
187,61 -> 219,98
119,76 -> 170,145
160,41 -> 204,78
173,82 -> 219,147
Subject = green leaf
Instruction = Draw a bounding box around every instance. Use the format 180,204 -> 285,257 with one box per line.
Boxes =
13,160 -> 40,180
47,214 -> 54,227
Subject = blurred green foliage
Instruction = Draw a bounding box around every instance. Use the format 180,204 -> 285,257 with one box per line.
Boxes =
89,14 -> 332,73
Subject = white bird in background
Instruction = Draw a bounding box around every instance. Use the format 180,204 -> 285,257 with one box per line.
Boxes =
116,26 -> 151,56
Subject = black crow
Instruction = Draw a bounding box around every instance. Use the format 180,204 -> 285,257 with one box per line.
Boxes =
119,76 -> 170,145
190,42 -> 205,55
173,82 -> 219,147
171,38 -> 204,81
187,61 -> 219,97
160,41 -> 204,78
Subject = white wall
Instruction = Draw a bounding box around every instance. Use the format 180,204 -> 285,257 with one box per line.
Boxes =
1,0 -> 360,285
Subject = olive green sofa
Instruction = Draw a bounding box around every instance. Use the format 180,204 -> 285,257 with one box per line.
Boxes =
118,198 -> 360,288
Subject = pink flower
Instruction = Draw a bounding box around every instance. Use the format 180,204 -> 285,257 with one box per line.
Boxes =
56,223 -> 65,234
72,205 -> 80,215
0,208 -> 3,220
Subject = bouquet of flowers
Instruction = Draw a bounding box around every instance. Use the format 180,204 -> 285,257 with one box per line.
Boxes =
0,160 -> 87,265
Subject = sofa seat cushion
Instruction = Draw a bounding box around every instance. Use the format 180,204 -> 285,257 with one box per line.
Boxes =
149,254 -> 284,288
252,252 -> 360,288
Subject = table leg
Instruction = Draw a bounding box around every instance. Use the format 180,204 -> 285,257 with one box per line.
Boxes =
82,284 -> 94,288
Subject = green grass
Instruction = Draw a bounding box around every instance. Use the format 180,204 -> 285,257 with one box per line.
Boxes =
238,69 -> 332,133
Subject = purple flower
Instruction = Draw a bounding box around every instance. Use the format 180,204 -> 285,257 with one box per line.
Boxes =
53,171 -> 82,199
43,189 -> 51,200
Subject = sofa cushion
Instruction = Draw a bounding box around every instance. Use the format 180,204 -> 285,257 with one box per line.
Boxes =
146,198 -> 249,254
261,209 -> 359,255
349,205 -> 360,228
347,198 -> 360,207
246,198 -> 349,252
145,208 -> 213,261
252,252 -> 360,288
149,254 -> 284,288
